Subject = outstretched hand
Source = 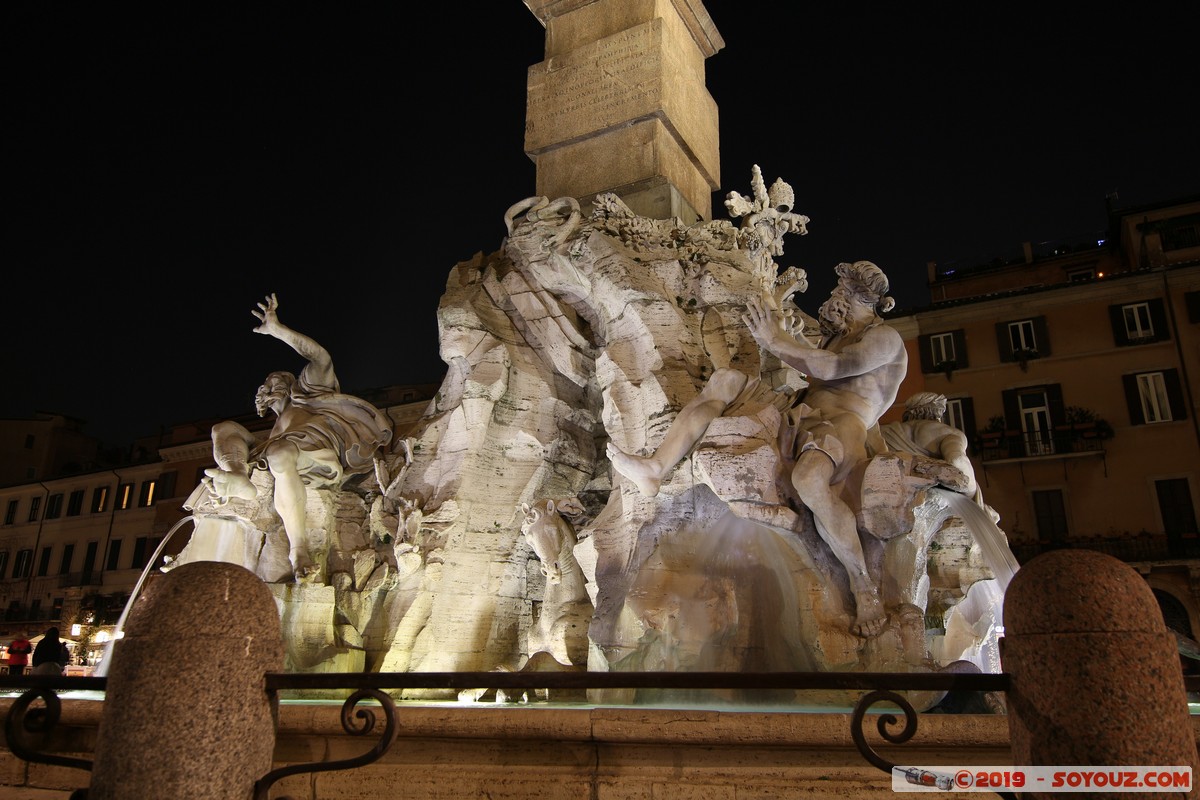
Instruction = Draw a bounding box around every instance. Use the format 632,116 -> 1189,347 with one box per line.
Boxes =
251,293 -> 281,335
743,297 -> 784,348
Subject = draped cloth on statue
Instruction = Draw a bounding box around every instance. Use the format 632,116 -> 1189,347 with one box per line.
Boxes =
251,365 -> 393,488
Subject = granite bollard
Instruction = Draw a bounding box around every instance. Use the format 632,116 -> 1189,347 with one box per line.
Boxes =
88,561 -> 284,800
1002,549 -> 1198,799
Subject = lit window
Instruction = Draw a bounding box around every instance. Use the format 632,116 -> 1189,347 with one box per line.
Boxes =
1008,320 -> 1037,353
1137,372 -> 1173,423
91,486 -> 109,514
946,398 -> 967,433
13,548 -> 33,578
138,480 -> 157,507
1122,302 -> 1154,340
930,332 -> 955,365
116,483 -> 134,511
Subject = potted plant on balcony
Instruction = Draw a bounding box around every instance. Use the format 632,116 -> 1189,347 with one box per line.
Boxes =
976,416 -> 1007,456
1063,406 -> 1114,450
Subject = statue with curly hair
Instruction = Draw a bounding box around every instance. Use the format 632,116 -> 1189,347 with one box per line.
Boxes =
609,261 -> 906,637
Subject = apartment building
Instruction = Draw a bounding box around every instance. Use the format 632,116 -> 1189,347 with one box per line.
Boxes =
894,195 -> 1200,644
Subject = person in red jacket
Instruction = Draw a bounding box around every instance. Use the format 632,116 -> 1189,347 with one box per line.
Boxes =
6,635 -> 32,675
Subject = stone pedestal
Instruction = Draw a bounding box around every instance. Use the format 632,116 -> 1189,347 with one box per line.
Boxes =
1002,549 -> 1199,799
523,0 -> 723,222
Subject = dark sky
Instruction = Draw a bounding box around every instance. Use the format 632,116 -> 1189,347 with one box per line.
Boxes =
5,4 -> 1197,448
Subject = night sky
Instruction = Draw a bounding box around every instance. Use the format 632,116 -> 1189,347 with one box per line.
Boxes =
5,4 -> 1197,448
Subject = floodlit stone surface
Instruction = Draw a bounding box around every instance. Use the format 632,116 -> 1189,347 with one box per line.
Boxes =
168,182 -> 1012,704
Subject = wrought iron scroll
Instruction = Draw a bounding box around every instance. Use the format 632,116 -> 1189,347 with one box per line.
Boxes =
851,689 -> 1017,800
3,688 -> 94,773
253,687 -> 398,800
850,689 -> 918,774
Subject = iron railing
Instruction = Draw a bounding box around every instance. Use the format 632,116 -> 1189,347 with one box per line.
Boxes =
4,671 -> 1199,799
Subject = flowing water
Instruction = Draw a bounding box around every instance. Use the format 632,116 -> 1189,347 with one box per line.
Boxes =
94,515 -> 196,677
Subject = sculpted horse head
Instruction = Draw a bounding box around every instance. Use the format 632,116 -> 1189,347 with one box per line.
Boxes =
518,497 -> 583,585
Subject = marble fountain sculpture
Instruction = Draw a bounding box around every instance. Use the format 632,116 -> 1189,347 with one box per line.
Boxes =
167,166 -> 1016,705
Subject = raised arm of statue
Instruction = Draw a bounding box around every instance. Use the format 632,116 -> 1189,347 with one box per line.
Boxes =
252,293 -> 336,388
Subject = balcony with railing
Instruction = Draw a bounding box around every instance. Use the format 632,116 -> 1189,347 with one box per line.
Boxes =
975,427 -> 1107,463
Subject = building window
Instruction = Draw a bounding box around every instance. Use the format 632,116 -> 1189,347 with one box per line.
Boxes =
46,493 -> 63,520
67,489 -> 84,517
138,480 -> 157,507
1003,384 -> 1064,457
28,496 -> 41,522
996,316 -> 1049,363
106,540 -> 122,571
1124,369 -> 1187,425
1138,373 -> 1171,423
158,471 -> 178,499
1019,391 -> 1054,455
1124,302 -> 1153,338
1009,320 -> 1035,352
37,546 -> 52,577
59,543 -> 75,575
14,549 -> 34,579
945,397 -> 976,438
24,434 -> 34,449
132,537 -> 153,569
1032,489 -> 1068,544
91,486 -> 109,514
931,332 -> 954,365
1109,299 -> 1168,346
1066,267 -> 1094,282
4,500 -> 16,525
82,541 -> 98,583
116,483 -> 134,511
51,597 -> 63,620
918,329 -> 968,374
0,551 -> 8,579
1159,215 -> 1200,251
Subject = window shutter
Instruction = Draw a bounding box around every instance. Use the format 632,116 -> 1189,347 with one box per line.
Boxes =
1148,298 -> 1169,342
1109,304 -> 1131,346
918,334 -> 935,373
1164,369 -> 1188,421
1185,291 -> 1200,324
996,322 -> 1015,362
1001,389 -> 1019,430
952,330 -> 969,369
1032,316 -> 1051,357
1123,374 -> 1146,425
1046,384 -> 1066,427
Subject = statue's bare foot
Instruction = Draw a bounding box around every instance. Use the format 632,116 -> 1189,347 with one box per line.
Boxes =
606,442 -> 662,497
852,589 -> 887,638
205,468 -> 258,501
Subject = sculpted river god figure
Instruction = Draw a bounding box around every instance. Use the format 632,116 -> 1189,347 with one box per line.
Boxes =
204,293 -> 393,581
608,261 -> 907,637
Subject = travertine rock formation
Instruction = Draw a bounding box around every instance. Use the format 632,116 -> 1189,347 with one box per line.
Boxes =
171,175 -> 1011,703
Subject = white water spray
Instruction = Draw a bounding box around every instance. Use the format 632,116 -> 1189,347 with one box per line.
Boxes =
94,515 -> 196,677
